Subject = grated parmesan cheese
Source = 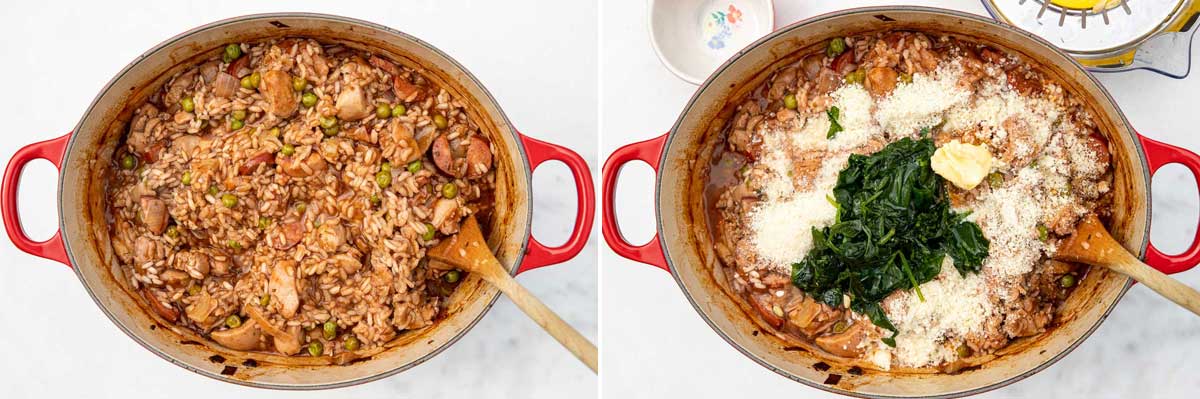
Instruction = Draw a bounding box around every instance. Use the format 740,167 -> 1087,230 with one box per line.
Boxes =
973,167 -> 1048,279
876,64 -> 970,136
883,257 -> 995,367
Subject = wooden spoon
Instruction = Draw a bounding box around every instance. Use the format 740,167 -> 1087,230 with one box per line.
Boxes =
1054,213 -> 1200,316
427,215 -> 599,372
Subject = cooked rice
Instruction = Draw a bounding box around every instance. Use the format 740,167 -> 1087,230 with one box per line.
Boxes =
107,38 -> 495,358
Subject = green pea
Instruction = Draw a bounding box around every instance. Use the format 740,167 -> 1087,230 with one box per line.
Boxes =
899,73 -> 913,84
441,182 -> 458,199
322,125 -> 339,137
433,114 -> 448,129
827,37 -> 847,58
225,314 -> 242,329
223,44 -> 242,63
208,185 -> 219,196
1037,224 -> 1049,242
392,104 -> 407,116
422,223 -> 436,241
301,92 -> 318,108
376,170 -> 392,188
259,293 -> 270,306
240,75 -> 254,89
281,143 -> 295,156
319,116 -> 338,129
248,72 -> 261,88
831,320 -> 848,334
956,343 -> 972,358
180,97 -> 195,112
258,217 -> 271,230
323,321 -> 338,340
221,193 -> 238,208
166,225 -> 179,239
187,284 -> 201,296
987,172 -> 1003,188
296,202 -> 307,214
230,119 -> 244,131
376,103 -> 391,119
844,69 -> 866,85
292,76 -> 307,92
269,127 -> 280,138
232,109 -> 247,121
227,240 -> 242,250
120,154 -> 137,170
369,193 -> 381,207
181,170 -> 192,186
380,161 -> 392,173
407,160 -> 422,174
344,335 -> 360,351
783,94 -> 797,110
1060,274 -> 1077,288
444,270 -> 460,283
307,341 -> 324,357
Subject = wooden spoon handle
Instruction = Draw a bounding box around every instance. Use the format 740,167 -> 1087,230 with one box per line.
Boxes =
1112,256 -> 1200,317
486,271 -> 599,372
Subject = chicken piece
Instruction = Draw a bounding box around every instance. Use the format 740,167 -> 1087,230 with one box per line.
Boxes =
210,319 -> 264,351
865,67 -> 899,97
210,255 -> 232,276
387,121 -> 422,163
171,135 -> 202,157
270,260 -> 300,318
164,70 -> 197,108
314,221 -> 345,253
273,325 -> 304,355
331,253 -> 363,274
814,321 -> 868,358
176,250 -> 211,279
139,196 -> 169,235
259,70 -> 299,118
159,269 -> 190,286
133,236 -> 161,266
277,151 -> 327,178
335,85 -> 372,121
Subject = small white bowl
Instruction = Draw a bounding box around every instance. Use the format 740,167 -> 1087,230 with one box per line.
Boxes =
649,0 -> 775,85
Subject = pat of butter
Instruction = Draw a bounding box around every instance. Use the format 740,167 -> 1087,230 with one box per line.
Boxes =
931,140 -> 993,190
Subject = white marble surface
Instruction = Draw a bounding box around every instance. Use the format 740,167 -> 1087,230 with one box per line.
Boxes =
0,1 -> 596,398
600,1 -> 1200,398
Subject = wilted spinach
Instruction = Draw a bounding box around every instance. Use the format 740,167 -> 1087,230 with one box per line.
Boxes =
791,137 -> 989,346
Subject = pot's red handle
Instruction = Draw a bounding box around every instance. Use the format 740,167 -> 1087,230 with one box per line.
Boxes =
2,133 -> 72,267
1140,135 -> 1200,274
514,134 -> 595,274
601,134 -> 669,271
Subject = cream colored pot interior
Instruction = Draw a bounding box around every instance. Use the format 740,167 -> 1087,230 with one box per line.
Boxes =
661,8 -> 1147,398
58,14 -> 530,388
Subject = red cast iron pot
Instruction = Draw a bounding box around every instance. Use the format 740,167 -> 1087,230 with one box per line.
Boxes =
1,13 -> 593,389
602,6 -> 1200,398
